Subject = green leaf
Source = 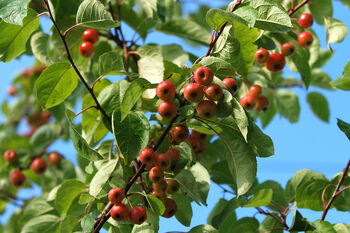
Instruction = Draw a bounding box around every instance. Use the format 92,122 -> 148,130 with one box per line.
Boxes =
76,0 -> 119,29
310,69 -> 335,90
0,135 -> 30,151
334,224 -> 350,233
21,215 -> 60,233
55,179 -> 85,217
288,209 -> 315,231
30,123 -> 63,153
190,163 -> 211,205
176,169 -> 202,205
89,159 -> 118,197
173,193 -> 193,227
244,189 -> 273,207
306,92 -> 330,122
112,110 -> 149,165
325,17 -> 348,47
307,220 -> 337,233
30,31 -> 54,66
208,198 -> 241,232
288,44 -> 312,88
98,51 -> 129,76
36,63 -> 79,108
188,225 -> 219,233
259,215 -> 284,233
337,119 -> 350,141
0,0 -> 30,25
0,9 -> 40,62
232,98 -> 249,142
309,0 -> 332,25
200,56 -> 237,77
146,194 -> 165,216
232,217 -> 259,233
121,78 -> 151,121
332,62 -> 350,90
275,90 -> 300,123
21,198 -> 54,223
247,120 -> 274,157
81,210 -> 99,233
66,110 -> 103,161
257,181 -> 287,210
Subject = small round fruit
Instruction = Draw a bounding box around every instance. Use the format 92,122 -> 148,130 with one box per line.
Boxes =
129,207 -> 147,225
153,179 -> 167,192
254,48 -> 270,64
298,13 -> 314,29
108,187 -> 125,204
111,204 -> 129,221
196,100 -> 217,119
204,84 -> 223,101
223,78 -> 238,94
171,125 -> 189,144
7,86 -> 16,96
158,101 -> 177,119
194,66 -> 214,86
82,29 -> 99,44
166,148 -> 180,163
31,158 -> 47,174
265,53 -> 286,72
240,94 -> 256,110
10,170 -> 26,187
4,150 -> 17,163
156,81 -> 176,101
139,148 -> 155,168
151,190 -> 167,202
197,140 -> 207,154
149,167 -> 164,183
248,85 -> 262,98
281,42 -> 295,57
166,178 -> 179,194
255,96 -> 270,112
184,83 -> 204,103
188,136 -> 201,152
162,198 -> 177,218
155,153 -> 171,170
22,68 -> 34,78
298,32 -> 313,48
191,130 -> 207,141
79,41 -> 95,58
48,152 -> 62,165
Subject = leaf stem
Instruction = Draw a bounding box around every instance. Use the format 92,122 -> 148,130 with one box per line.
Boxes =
289,0 -> 309,16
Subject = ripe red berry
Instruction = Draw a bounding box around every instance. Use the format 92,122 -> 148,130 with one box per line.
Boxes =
255,96 -> 270,112
184,83 -> 204,103
151,190 -> 167,202
171,125 -> 189,144
4,150 -> 17,163
204,84 -> 223,101
129,207 -> 147,225
162,198 -> 177,218
196,140 -> 207,154
158,101 -> 177,119
22,68 -> 34,78
10,170 -> 26,187
254,48 -> 270,64
79,41 -> 95,58
139,148 -> 155,169
281,42 -> 295,57
111,204 -> 129,221
194,66 -> 214,86
155,153 -> 171,170
248,85 -> 262,98
153,179 -> 168,192
30,158 -> 47,174
265,53 -> 285,72
240,94 -> 256,110
149,167 -> 164,183
82,29 -> 99,44
298,32 -> 313,48
196,100 -> 217,119
108,187 -> 125,204
48,152 -> 62,165
298,13 -> 314,29
223,78 -> 238,94
7,86 -> 16,96
156,81 -> 176,101
166,148 -> 181,163
191,130 -> 207,141
165,178 -> 180,194
188,136 -> 201,152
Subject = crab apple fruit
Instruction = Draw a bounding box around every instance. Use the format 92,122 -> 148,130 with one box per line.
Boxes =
240,94 -> 256,110
281,42 -> 295,57
10,170 -> 26,187
7,86 -> 16,96
156,81 -> 176,101
196,100 -> 217,119
265,53 -> 286,72
82,29 -> 99,44
151,190 -> 167,202
153,179 -> 168,192
149,167 -> 164,183
158,101 -> 177,119
248,85 -> 262,98
184,83 -> 204,103
155,153 -> 171,170
4,150 -> 17,163
166,148 -> 181,163
22,68 -> 34,78
111,204 -> 129,221
108,187 -> 125,204
194,66 -> 214,86
191,130 -> 207,141
166,178 -> 180,194
31,158 -> 47,174
298,32 -> 313,48
129,207 -> 147,225
298,13 -> 314,29
204,84 -> 223,101
162,198 -> 177,218
139,148 -> 155,168
79,41 -> 95,58
188,136 -> 201,152
255,96 -> 270,112
254,48 -> 270,64
48,152 -> 62,165
223,78 -> 238,94
171,125 -> 189,144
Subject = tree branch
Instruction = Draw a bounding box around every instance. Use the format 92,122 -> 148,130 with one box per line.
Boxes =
289,0 -> 309,16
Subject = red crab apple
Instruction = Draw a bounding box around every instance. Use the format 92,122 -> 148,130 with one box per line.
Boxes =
254,48 -> 270,64
184,83 -> 204,103
111,204 -> 129,221
31,158 -> 47,174
265,53 -> 286,72
82,29 -> 99,44
240,94 -> 256,110
156,81 -> 176,101
79,41 -> 95,58
298,13 -> 314,29
129,207 -> 147,225
194,66 -> 214,86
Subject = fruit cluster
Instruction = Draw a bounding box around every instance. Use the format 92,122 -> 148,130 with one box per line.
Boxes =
79,29 -> 99,58
240,85 -> 270,112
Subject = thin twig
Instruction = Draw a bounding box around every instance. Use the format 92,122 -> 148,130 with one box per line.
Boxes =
74,106 -> 98,118
289,0 -> 309,16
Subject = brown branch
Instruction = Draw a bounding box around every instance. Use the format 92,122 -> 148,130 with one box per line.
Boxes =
336,185 -> 350,196
74,106 -> 98,118
289,0 -> 309,16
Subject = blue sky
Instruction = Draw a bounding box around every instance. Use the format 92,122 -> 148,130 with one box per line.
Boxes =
0,0 -> 349,231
